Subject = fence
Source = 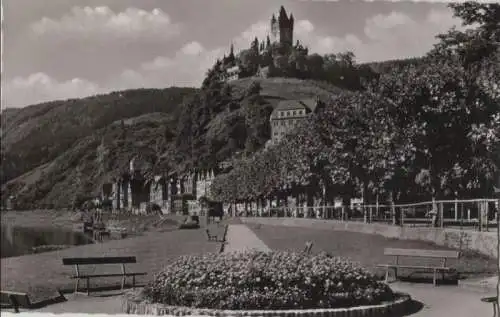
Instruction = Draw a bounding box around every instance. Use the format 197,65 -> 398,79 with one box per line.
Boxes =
238,198 -> 499,232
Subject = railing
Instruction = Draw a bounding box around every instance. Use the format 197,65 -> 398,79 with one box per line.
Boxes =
234,198 -> 499,232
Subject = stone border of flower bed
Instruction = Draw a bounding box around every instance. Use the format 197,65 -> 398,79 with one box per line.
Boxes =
122,290 -> 412,317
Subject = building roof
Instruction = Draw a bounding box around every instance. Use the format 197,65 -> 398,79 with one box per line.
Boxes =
273,99 -> 318,112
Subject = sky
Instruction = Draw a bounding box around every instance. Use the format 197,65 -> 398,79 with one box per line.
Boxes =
1,0 -> 465,108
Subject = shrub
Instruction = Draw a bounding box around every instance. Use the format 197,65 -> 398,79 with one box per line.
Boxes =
146,202 -> 162,214
178,222 -> 200,229
142,250 -> 394,310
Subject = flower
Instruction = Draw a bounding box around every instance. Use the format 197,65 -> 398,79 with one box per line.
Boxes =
142,250 -> 394,310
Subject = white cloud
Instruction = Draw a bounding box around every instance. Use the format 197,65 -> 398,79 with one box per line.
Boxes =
110,22 -> 274,91
232,21 -> 269,51
298,9 -> 462,62
113,42 -> 225,89
181,41 -> 205,56
233,8 -> 461,64
30,6 -> 180,41
4,8 -> 464,107
2,73 -> 100,108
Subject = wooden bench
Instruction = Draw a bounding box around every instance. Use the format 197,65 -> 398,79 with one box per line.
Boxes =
0,291 -> 31,313
206,229 -> 218,242
377,248 -> 460,286
481,296 -> 498,317
62,256 -> 147,295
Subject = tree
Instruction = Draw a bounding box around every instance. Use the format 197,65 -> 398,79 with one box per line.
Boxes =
431,3 -> 499,67
239,49 -> 260,77
306,54 -> 324,78
369,56 -> 498,198
119,120 -> 126,140
164,126 -> 175,142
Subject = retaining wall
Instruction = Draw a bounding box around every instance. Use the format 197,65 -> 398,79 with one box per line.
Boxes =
240,217 -> 497,258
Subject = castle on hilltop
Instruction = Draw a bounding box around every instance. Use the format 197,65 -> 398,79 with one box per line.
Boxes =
212,6 -> 307,83
270,6 -> 294,47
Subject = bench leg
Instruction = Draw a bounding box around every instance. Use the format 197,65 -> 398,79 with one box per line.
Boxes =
8,295 -> 20,314
74,278 -> 80,293
494,302 -> 498,317
133,276 -> 136,289
433,269 -> 437,286
86,277 -> 90,296
394,267 -> 398,281
385,267 -> 389,283
121,276 -> 126,290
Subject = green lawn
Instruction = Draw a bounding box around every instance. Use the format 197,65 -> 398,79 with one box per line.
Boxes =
1,224 -> 224,302
249,224 -> 497,280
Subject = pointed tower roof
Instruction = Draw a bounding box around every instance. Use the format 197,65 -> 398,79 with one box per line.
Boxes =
279,5 -> 287,17
278,6 -> 290,24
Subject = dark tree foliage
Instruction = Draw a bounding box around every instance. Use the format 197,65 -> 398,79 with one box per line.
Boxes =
211,3 -> 500,204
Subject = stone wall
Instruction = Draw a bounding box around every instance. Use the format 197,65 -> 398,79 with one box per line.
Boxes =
240,217 -> 497,258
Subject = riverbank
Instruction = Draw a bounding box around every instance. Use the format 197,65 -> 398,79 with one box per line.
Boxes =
1,222 -> 225,302
1,210 -> 188,233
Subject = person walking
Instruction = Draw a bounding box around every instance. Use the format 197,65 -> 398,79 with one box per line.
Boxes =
428,204 -> 438,228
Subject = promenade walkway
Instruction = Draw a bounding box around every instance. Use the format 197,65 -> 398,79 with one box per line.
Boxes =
223,224 -> 271,253
34,293 -> 124,314
391,282 -> 494,317
21,222 -> 496,317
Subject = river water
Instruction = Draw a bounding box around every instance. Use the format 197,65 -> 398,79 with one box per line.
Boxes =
0,225 -> 93,258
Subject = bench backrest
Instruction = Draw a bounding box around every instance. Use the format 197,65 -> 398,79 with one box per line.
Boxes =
384,248 -> 460,259
0,291 -> 31,308
62,256 -> 137,265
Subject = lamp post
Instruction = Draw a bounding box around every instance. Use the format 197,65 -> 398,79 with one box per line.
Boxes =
496,182 -> 499,315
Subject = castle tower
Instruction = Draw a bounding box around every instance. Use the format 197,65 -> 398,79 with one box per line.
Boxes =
270,14 -> 278,42
278,6 -> 293,46
270,7 -> 294,46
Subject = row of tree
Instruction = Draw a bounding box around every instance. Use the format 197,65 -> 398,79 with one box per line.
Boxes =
210,2 -> 500,205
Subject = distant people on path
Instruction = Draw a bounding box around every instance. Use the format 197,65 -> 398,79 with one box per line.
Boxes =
427,204 -> 438,227
394,207 -> 401,226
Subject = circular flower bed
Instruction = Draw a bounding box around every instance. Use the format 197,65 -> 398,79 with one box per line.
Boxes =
141,250 -> 396,310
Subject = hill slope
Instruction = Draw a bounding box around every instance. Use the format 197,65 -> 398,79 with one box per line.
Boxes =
3,78 -> 344,208
4,112 -> 177,209
173,77 -> 344,171
1,87 -> 196,184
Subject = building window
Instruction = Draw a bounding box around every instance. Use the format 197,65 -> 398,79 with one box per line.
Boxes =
287,111 -> 290,116
281,111 -> 284,117
293,111 -> 296,115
